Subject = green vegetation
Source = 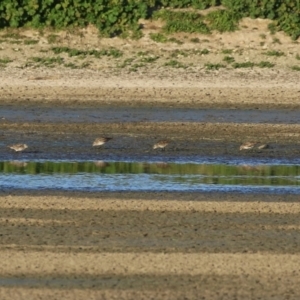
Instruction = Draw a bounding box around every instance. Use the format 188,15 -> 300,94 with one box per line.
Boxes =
164,59 -> 187,68
221,49 -> 233,54
232,61 -> 255,68
168,37 -> 183,45
190,37 -> 200,43
28,56 -> 64,67
259,33 -> 266,39
24,39 -> 39,45
153,10 -> 210,34
272,37 -> 281,44
223,56 -> 235,63
1,32 -> 25,39
256,61 -> 275,68
51,47 -> 123,58
149,33 -> 184,44
64,62 -> 90,69
47,34 -> 59,44
0,0 -> 299,39
0,57 -> 13,67
3,160 -> 299,188
139,55 -> 159,63
268,23 -> 277,35
206,9 -> 240,32
170,49 -> 189,58
264,50 -> 285,57
149,33 -> 168,43
291,65 -> 300,71
205,63 -> 226,70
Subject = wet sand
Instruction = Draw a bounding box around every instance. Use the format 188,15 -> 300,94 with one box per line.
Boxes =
0,191 -> 300,299
1,120 -> 300,161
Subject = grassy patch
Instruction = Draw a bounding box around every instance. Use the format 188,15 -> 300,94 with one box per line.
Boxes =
164,59 -> 187,68
170,50 -> 189,58
118,57 -> 135,69
205,63 -> 225,70
256,61 -> 275,68
24,39 -> 39,45
264,50 -> 285,57
223,56 -> 235,63
149,33 -> 168,43
296,54 -> 300,60
168,37 -> 183,45
9,40 -> 22,44
232,62 -> 255,68
259,33 -> 266,39
221,49 -> 233,54
153,10 -> 210,34
291,65 -> 300,71
47,34 -> 59,44
197,48 -> 210,55
272,37 -> 281,44
139,55 -> 159,63
51,47 -> 123,58
1,32 -> 25,39
29,56 -> 64,67
0,57 -> 13,67
206,10 -> 240,32
268,23 -> 277,34
190,38 -> 200,43
64,62 -> 90,69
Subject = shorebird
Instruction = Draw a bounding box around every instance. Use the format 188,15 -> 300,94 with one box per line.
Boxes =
257,143 -> 269,150
94,160 -> 110,168
8,144 -> 28,152
239,142 -> 256,151
92,137 -> 112,147
153,140 -> 169,150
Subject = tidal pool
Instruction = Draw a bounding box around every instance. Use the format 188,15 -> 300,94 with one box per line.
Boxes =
1,161 -> 300,193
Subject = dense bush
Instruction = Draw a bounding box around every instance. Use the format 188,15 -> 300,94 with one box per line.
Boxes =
0,0 -> 148,36
0,0 -> 299,39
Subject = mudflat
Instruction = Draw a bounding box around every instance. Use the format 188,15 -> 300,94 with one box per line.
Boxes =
0,191 -> 300,299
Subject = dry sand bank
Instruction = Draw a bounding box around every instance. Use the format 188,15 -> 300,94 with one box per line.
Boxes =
1,69 -> 300,109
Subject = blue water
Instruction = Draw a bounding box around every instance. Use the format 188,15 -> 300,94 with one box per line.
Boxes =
1,160 -> 300,194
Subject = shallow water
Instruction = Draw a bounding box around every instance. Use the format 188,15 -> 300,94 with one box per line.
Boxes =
1,160 -> 299,193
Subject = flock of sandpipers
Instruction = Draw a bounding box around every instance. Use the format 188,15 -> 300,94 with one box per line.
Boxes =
7,138 -> 170,152
7,138 -> 268,153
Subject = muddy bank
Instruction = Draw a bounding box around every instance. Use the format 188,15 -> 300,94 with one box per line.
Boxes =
0,191 -> 300,299
1,121 -> 299,161
2,104 -> 300,124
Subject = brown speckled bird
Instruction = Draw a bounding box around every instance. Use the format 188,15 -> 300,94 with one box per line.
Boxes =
92,137 -> 112,147
8,143 -> 28,152
239,142 -> 256,151
153,140 -> 169,150
257,143 -> 269,150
